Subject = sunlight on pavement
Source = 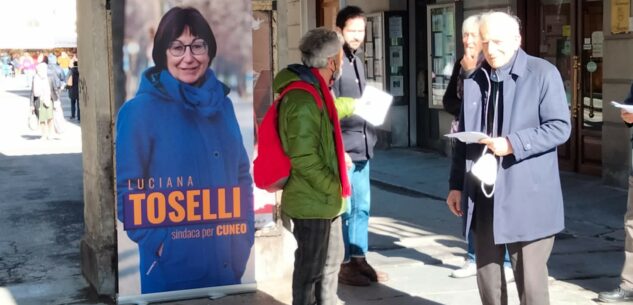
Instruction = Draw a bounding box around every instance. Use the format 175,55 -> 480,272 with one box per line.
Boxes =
0,287 -> 17,305
0,75 -> 82,156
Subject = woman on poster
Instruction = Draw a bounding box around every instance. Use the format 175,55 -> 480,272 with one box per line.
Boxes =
115,6 -> 254,294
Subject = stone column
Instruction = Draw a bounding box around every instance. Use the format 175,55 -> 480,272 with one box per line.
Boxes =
78,0 -> 117,296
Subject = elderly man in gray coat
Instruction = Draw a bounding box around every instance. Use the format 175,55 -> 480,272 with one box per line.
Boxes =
446,11 -> 571,305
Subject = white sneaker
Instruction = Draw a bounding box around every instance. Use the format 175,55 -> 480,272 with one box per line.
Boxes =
451,260 -> 477,278
504,266 -> 515,283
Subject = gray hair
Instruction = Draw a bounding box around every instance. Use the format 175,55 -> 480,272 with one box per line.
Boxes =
462,14 -> 480,35
299,27 -> 344,68
480,11 -> 520,37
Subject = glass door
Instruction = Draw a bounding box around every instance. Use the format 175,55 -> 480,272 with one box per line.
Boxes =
537,0 -> 603,175
426,3 -> 456,109
577,0 -> 603,175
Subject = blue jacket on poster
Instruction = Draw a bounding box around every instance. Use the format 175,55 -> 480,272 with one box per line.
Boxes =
116,67 -> 254,294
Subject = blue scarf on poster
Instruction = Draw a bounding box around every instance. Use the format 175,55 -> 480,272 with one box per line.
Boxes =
159,69 -> 226,118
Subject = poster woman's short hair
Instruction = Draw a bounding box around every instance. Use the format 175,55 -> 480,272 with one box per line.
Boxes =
152,6 -> 217,69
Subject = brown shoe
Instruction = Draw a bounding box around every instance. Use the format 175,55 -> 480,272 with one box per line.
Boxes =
338,262 -> 370,286
351,257 -> 389,282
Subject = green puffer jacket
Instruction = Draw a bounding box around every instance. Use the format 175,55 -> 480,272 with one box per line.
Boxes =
273,66 -> 354,219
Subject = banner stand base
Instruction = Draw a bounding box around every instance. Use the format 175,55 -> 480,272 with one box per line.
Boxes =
117,283 -> 257,305
208,292 -> 226,300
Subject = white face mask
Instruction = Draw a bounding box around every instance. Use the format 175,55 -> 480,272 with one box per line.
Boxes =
471,146 -> 498,198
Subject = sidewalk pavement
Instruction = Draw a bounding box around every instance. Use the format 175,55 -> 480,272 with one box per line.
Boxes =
0,74 -> 630,304
365,148 -> 628,304
175,148 -> 629,305
154,152 -> 629,305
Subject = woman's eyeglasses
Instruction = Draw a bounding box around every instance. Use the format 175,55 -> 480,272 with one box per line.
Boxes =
168,39 -> 208,57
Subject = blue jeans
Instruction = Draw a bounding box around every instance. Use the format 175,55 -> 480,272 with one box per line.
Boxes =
467,230 -> 511,267
342,160 -> 371,262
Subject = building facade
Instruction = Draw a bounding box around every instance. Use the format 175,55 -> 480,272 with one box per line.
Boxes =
278,0 -> 633,187
77,0 -> 633,298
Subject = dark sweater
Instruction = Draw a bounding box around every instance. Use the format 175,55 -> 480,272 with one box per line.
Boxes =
442,55 -> 485,119
442,63 -> 462,118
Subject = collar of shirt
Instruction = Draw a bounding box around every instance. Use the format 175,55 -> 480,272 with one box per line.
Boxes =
490,51 -> 518,82
344,44 -> 363,62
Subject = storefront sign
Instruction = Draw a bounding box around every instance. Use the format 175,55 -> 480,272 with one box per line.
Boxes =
611,0 -> 631,34
562,25 -> 571,37
591,31 -> 604,58
586,61 -> 597,73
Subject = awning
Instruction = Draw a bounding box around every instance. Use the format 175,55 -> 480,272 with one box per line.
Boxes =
0,0 -> 76,49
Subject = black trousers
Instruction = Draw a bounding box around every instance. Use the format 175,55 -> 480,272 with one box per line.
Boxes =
291,216 -> 344,305
473,194 -> 555,305
33,96 -> 40,118
70,97 -> 80,120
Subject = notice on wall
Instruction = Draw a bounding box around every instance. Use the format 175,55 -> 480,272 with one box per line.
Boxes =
611,0 -> 631,34
367,58 -> 374,78
562,25 -> 571,37
389,46 -> 403,67
374,38 -> 383,59
390,75 -> 404,97
591,31 -> 604,58
389,17 -> 403,38
365,42 -> 374,58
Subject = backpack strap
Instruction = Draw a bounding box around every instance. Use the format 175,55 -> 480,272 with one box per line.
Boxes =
275,81 -> 323,109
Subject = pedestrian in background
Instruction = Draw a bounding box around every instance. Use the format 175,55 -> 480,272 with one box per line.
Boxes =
443,14 -> 513,282
333,5 -> 388,287
446,11 -> 570,305
68,60 -> 80,121
43,55 -> 65,88
21,52 -> 35,88
58,51 -> 71,78
598,82 -> 633,303
274,27 -> 351,305
31,63 -> 54,139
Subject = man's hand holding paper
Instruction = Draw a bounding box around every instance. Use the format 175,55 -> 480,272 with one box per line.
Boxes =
353,85 -> 393,126
444,131 -> 489,144
611,101 -> 633,113
622,109 -> 633,124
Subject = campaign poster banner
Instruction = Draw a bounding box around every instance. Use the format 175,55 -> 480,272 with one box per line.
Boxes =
116,0 -> 255,303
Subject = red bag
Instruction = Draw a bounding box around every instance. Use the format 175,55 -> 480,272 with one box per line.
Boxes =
253,81 -> 322,192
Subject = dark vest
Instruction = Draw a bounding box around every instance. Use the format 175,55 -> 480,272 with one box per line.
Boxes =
332,46 -> 376,161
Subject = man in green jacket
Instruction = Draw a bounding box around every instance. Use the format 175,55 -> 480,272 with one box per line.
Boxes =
273,27 -> 354,305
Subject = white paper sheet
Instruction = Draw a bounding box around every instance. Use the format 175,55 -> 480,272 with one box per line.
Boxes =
444,131 -> 490,143
354,86 -> 393,126
611,101 -> 633,113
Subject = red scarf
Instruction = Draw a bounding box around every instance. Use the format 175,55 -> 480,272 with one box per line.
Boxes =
311,68 -> 351,198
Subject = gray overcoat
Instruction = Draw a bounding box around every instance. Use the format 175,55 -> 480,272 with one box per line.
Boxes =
449,49 -> 571,244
